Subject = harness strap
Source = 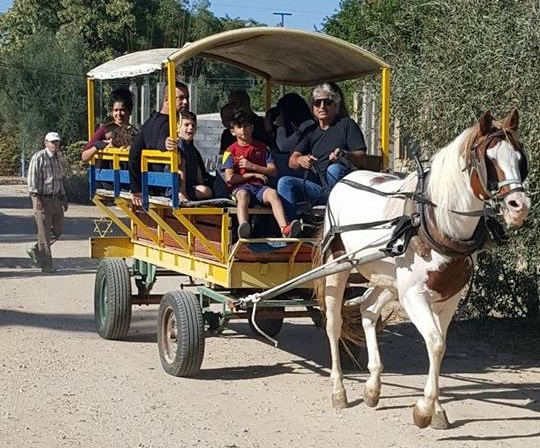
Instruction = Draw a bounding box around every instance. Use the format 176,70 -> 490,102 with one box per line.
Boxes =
339,177 -> 485,217
320,219 -> 393,255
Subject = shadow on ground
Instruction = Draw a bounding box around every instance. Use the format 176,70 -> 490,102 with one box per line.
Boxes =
0,212 -> 125,244
0,308 -> 95,333
0,256 -> 99,276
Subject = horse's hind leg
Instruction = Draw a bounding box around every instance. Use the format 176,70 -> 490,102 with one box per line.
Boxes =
325,267 -> 350,409
361,287 -> 395,408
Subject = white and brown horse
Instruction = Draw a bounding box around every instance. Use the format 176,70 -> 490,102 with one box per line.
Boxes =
315,110 -> 530,429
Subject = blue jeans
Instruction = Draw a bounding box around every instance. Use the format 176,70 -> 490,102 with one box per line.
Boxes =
326,162 -> 350,188
277,163 -> 351,220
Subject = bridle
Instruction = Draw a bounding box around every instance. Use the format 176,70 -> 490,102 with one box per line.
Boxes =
467,127 -> 528,203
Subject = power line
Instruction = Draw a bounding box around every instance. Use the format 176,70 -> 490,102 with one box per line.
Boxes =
209,3 -> 326,17
0,62 -> 85,79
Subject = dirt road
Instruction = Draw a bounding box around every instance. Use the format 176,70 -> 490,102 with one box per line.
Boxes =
1,183 -> 539,448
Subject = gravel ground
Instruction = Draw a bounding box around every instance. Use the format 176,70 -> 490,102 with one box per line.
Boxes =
1,182 -> 539,448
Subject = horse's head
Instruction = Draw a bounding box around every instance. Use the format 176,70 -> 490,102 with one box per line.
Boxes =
468,109 -> 530,227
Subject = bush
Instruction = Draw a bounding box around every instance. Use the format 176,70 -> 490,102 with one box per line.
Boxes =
63,140 -> 86,172
61,140 -> 91,204
0,131 -> 20,176
64,171 -> 90,205
325,0 -> 540,321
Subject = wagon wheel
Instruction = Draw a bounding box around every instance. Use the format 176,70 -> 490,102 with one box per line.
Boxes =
158,290 -> 205,377
248,306 -> 284,338
94,258 -> 132,340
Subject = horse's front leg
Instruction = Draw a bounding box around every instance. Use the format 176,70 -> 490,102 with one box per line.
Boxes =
325,269 -> 350,409
360,287 -> 395,408
430,292 -> 463,430
401,287 -> 446,429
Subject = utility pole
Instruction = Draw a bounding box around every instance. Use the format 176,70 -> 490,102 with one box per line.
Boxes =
273,12 -> 292,27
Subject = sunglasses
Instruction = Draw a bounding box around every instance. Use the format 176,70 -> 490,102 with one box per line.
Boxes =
313,98 -> 335,108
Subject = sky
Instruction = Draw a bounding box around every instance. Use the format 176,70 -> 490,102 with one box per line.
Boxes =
0,1 -> 341,31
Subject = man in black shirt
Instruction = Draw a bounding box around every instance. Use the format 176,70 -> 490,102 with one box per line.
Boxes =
128,81 -> 189,206
277,83 -> 367,220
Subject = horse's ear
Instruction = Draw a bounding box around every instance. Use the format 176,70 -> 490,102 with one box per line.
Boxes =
479,110 -> 493,135
504,108 -> 519,131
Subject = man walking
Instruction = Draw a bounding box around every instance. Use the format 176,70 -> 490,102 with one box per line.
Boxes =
27,132 -> 68,273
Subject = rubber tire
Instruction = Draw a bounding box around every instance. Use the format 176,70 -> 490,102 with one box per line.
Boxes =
248,306 -> 284,338
158,290 -> 205,377
94,258 -> 132,340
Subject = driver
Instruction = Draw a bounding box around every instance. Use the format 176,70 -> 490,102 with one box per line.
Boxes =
277,83 -> 367,221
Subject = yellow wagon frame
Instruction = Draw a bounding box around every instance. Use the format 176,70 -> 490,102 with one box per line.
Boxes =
86,27 -> 391,290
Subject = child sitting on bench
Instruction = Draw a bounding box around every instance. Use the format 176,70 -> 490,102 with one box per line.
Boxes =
166,111 -> 213,202
222,109 -> 300,239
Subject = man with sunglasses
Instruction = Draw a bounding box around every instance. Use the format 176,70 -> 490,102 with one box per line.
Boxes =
277,83 -> 367,222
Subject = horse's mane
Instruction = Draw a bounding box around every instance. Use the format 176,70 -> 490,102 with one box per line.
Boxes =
426,125 -> 480,237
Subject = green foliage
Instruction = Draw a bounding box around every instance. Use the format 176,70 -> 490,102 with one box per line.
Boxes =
62,140 -> 89,204
63,171 -> 90,204
0,30 -> 87,149
0,0 -> 262,174
63,140 -> 86,172
0,130 -> 19,175
324,0 -> 540,320
466,250 -> 539,320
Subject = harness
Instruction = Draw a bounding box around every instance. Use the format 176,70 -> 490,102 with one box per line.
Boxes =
321,127 -> 526,259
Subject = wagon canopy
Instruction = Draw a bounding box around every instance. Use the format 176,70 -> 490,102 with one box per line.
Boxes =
87,27 -> 389,85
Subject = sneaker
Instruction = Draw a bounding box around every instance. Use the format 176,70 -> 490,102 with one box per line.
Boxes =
281,219 -> 301,238
41,267 -> 57,274
237,221 -> 251,239
26,246 -> 40,267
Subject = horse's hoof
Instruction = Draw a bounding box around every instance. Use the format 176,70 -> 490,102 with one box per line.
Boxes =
332,391 -> 348,409
431,410 -> 450,430
412,404 -> 432,429
363,389 -> 380,408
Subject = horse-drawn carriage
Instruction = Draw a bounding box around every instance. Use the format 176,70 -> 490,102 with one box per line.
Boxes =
88,27 -> 530,430
88,27 -> 391,376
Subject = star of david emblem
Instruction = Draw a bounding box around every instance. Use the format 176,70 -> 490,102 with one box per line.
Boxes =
93,217 -> 113,237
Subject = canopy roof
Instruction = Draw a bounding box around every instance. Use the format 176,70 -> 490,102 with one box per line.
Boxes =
88,27 -> 389,85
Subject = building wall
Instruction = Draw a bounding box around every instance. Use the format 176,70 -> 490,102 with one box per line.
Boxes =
194,113 -> 223,169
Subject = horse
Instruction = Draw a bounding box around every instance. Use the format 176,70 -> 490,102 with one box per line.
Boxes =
314,109 -> 530,429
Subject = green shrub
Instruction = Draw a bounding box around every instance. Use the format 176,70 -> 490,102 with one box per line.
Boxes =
0,132 -> 19,176
63,171 -> 90,205
63,140 -> 86,172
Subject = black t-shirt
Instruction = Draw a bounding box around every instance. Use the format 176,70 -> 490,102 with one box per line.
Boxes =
180,139 -> 207,189
297,116 -> 366,174
129,112 -> 169,193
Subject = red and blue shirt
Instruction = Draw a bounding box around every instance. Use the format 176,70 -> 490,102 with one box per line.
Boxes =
222,140 -> 273,187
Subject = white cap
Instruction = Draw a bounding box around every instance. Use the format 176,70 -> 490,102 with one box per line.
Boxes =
45,132 -> 61,142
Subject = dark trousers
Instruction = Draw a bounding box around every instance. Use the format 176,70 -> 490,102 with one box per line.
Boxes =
32,196 -> 64,269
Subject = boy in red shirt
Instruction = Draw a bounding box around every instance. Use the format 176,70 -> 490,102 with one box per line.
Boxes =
223,109 -> 300,239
